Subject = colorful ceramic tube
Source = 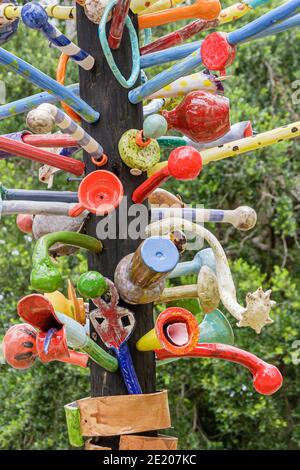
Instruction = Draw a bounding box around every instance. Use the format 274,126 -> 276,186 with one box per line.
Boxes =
0,136 -> 84,175
0,131 -> 78,159
0,48 -> 98,122
114,236 -> 180,304
157,121 -> 253,150
132,0 -> 300,102
140,0 -> 270,55
0,84 -> 78,122
167,248 -> 216,278
143,98 -> 165,116
149,121 -> 300,176
136,307 -> 199,355
21,3 -> 94,70
146,217 -> 275,334
1,3 -> 76,21
0,186 -> 78,203
30,231 -> 103,293
148,71 -> 223,99
26,104 -> 105,163
90,279 -> 142,394
139,0 -> 185,14
17,294 -> 118,372
132,146 -> 202,203
156,343 -> 283,395
151,206 -> 257,231
0,200 -> 74,217
108,0 -> 131,49
138,0 -> 221,29
160,265 -> 220,313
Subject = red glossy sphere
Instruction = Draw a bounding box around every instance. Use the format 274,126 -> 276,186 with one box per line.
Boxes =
16,214 -> 33,234
3,324 -> 37,369
168,146 -> 202,180
253,363 -> 283,396
162,90 -> 230,143
201,32 -> 236,74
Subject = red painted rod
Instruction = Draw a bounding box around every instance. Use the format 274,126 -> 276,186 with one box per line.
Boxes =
156,343 -> 283,395
108,0 -> 131,50
0,136 -> 84,176
22,133 -> 78,148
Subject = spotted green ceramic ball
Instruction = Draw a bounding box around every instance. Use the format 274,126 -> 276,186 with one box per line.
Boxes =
143,114 -> 168,139
77,271 -> 107,298
118,129 -> 160,172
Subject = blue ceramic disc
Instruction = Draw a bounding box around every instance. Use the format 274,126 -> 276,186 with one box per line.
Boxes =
141,237 -> 179,273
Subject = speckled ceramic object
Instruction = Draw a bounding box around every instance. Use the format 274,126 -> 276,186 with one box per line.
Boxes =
32,214 -> 86,256
84,0 -> 112,24
118,129 -> 160,173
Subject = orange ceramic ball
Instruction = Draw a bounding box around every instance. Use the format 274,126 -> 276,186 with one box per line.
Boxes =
16,214 -> 33,234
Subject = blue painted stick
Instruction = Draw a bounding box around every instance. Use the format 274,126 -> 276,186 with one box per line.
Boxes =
21,3 -> 94,70
140,41 -> 200,70
168,248 -> 216,278
0,84 -> 162,121
131,0 -> 300,102
0,48 -> 99,122
0,84 -> 78,121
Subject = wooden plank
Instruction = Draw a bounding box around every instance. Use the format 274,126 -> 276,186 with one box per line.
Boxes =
77,391 -> 170,436
119,434 -> 178,450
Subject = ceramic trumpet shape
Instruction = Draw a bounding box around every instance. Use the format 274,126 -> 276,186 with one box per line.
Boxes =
156,343 -> 283,396
146,217 -> 276,333
114,236 -> 180,304
168,247 -> 216,278
16,294 -> 118,371
3,323 -> 89,369
136,307 -> 199,354
138,0 -> 221,29
162,91 -> 230,143
30,231 -> 103,293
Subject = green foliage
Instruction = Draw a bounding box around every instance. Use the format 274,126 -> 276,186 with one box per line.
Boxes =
1,1 -> 300,450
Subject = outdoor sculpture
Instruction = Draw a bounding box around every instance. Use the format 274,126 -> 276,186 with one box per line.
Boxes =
1,0 -> 295,451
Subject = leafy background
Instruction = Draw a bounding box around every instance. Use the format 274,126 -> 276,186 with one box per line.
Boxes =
0,0 -> 300,449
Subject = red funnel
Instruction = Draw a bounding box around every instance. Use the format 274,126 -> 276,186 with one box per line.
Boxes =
69,170 -> 124,217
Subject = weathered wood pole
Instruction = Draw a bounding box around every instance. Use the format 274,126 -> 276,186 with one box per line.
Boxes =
76,5 -> 156,450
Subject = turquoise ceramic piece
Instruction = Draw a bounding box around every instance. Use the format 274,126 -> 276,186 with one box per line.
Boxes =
143,114 -> 168,139
98,0 -> 140,88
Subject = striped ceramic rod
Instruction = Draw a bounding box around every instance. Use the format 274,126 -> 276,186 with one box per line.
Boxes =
131,0 -> 300,102
26,104 -> 105,164
149,121 -> 300,176
21,2 -> 94,70
0,3 -> 76,21
0,48 -> 99,122
151,206 -> 257,231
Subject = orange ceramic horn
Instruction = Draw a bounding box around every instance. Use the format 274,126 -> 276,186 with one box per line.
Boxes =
138,0 -> 221,30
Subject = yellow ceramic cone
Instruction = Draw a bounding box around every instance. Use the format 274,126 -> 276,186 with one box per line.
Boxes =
136,328 -> 162,351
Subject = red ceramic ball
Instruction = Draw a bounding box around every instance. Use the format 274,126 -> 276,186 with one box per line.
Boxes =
168,146 -> 202,180
16,214 -> 33,234
3,324 -> 37,369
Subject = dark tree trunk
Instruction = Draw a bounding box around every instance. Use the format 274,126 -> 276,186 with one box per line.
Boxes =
76,5 -> 156,450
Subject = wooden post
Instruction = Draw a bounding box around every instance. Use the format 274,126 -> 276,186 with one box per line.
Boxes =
76,6 -> 156,450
